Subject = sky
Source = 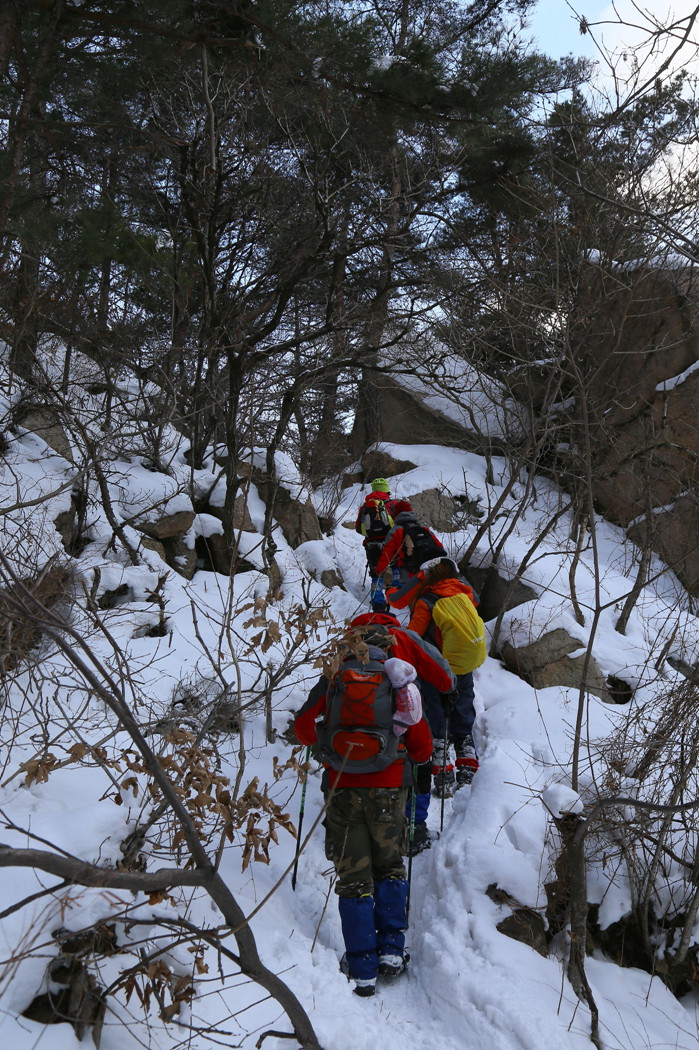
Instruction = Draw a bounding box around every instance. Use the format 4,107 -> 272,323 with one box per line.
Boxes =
526,0 -> 699,78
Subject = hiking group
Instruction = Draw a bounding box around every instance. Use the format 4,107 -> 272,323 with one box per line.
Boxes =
293,477 -> 487,997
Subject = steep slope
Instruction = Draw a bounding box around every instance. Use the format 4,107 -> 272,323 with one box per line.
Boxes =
1,348 -> 699,1050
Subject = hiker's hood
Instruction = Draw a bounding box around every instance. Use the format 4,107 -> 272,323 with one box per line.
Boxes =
394,511 -> 419,525
350,612 -> 400,630
418,577 -> 474,600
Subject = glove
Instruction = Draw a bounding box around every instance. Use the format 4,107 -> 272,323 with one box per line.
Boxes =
440,689 -> 459,713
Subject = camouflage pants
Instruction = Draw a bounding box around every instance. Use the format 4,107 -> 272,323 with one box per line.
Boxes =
325,786 -> 408,898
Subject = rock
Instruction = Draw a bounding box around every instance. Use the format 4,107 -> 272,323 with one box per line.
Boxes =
138,535 -> 167,561
496,909 -> 549,957
351,373 -> 511,457
167,536 -> 198,579
54,508 -> 76,551
359,449 -> 418,481
628,493 -> 699,596
573,263 -> 699,595
202,493 -> 256,532
486,884 -> 549,957
139,510 -> 195,540
499,627 -> 632,704
0,565 -> 73,673
320,568 -> 344,589
274,493 -> 322,548
341,470 -> 364,489
238,462 -> 322,549
197,532 -> 233,575
98,583 -> 131,609
17,406 -> 74,462
22,954 -> 106,1045
459,562 -> 538,623
408,487 -> 459,532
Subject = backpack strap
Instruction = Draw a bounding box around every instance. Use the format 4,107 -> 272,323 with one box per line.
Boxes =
415,591 -> 440,649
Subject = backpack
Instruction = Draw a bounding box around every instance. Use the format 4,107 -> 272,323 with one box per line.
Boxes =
401,522 -> 445,572
422,592 -> 487,674
316,649 -> 403,774
361,498 -> 394,541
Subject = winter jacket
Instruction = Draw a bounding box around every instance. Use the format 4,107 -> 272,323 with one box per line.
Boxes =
377,512 -> 445,575
348,613 -> 456,692
294,687 -> 432,790
294,613 -> 454,789
354,492 -> 400,543
407,578 -> 480,675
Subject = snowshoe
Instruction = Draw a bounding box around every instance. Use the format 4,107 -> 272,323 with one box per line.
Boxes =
406,822 -> 432,856
378,952 -> 410,978
432,767 -> 456,798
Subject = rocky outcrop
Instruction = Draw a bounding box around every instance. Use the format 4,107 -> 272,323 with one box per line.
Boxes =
139,510 -> 195,540
459,562 -> 538,623
16,405 -> 74,462
499,627 -> 632,704
574,263 -> 699,594
0,564 -> 73,673
359,448 -> 418,482
237,462 -> 322,549
351,372 -> 510,457
409,487 -> 483,533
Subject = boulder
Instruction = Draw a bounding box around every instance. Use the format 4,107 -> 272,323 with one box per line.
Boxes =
351,373 -> 508,456
499,627 -> 630,704
1,565 -> 73,673
496,909 -> 549,958
408,487 -> 459,532
486,884 -> 549,957
238,462 -> 322,549
341,470 -> 364,490
628,492 -> 699,596
167,535 -> 198,580
54,508 -> 76,552
274,492 -> 322,548
359,449 -> 418,482
17,406 -> 74,462
139,510 -> 195,540
197,532 -> 231,575
320,568 -> 344,590
138,535 -> 167,562
202,493 -> 256,532
459,562 -> 538,623
573,263 -> 699,595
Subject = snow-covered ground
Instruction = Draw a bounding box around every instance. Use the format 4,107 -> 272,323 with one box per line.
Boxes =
1,348 -> 699,1050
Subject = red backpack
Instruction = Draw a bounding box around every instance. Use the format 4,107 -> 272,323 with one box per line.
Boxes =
316,650 -> 402,774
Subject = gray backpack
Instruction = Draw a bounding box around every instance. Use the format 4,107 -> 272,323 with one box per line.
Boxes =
316,652 -> 402,774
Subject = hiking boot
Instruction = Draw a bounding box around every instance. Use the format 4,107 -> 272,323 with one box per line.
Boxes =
432,767 -> 456,797
406,822 -> 431,856
454,734 -> 478,787
378,952 -> 409,977
340,954 -> 377,996
455,758 -> 478,786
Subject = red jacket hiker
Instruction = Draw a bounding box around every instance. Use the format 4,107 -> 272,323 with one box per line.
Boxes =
294,612 -> 454,789
376,512 -> 445,576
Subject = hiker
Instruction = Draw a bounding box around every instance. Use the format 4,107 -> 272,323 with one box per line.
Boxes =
354,479 -> 407,610
348,612 -> 457,855
376,509 -> 445,587
386,557 -> 486,798
293,612 -> 455,997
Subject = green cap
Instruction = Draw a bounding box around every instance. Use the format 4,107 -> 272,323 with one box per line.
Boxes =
371,477 -> 390,493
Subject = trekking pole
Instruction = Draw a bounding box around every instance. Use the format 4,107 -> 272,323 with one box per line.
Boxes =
440,712 -> 450,835
406,770 -> 417,922
291,746 -> 311,892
